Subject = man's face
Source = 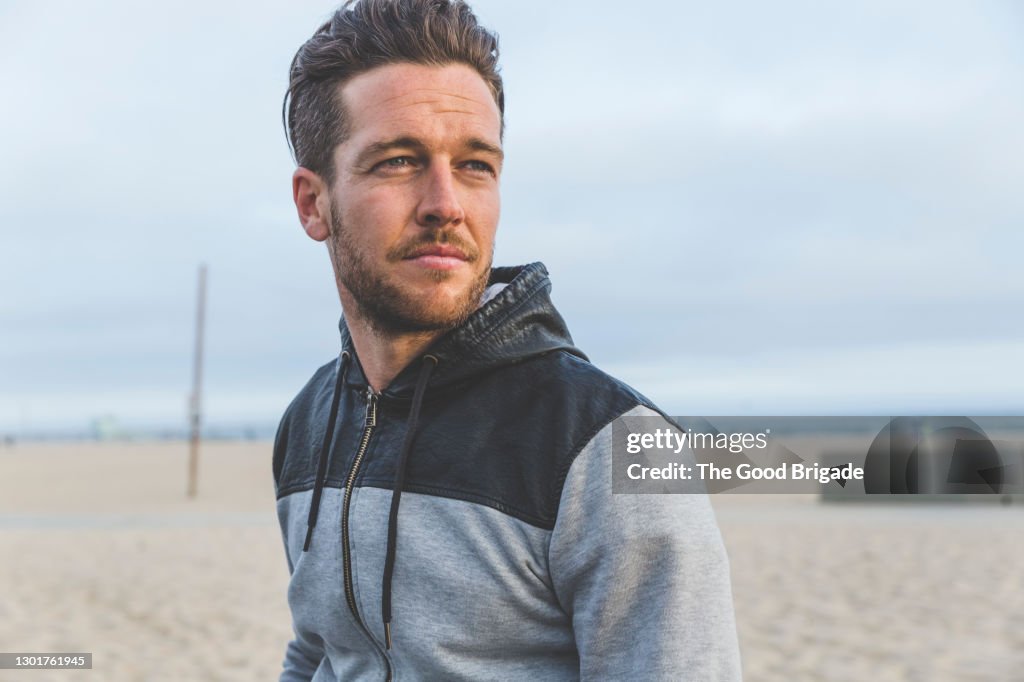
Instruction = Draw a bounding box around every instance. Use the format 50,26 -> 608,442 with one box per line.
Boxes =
324,62 -> 503,335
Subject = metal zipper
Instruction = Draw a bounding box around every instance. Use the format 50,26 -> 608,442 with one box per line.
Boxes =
340,388 -> 392,680
342,388 -> 377,618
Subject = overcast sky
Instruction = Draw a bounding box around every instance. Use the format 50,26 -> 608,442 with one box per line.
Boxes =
2,0 -> 1022,433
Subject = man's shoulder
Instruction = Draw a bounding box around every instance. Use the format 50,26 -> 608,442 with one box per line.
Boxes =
272,357 -> 338,491
440,348 -> 661,526
512,347 -> 657,419
473,347 -> 666,464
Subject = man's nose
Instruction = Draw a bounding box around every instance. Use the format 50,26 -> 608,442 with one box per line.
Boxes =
416,164 -> 465,228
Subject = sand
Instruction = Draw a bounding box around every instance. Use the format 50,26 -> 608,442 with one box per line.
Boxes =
1,441 -> 1022,681
0,442 -> 288,682
712,495 -> 1024,681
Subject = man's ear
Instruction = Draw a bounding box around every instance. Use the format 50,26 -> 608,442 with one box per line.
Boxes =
292,167 -> 331,242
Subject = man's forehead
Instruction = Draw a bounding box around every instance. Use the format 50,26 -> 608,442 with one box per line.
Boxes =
338,62 -> 501,142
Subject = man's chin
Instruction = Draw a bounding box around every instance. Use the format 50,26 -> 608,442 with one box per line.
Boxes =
340,257 -> 491,336
404,289 -> 482,326
359,283 -> 487,336
394,262 -> 488,304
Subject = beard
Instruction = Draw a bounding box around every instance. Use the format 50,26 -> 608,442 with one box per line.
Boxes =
327,199 -> 491,337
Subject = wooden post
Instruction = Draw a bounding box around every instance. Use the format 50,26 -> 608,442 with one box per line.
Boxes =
187,264 -> 207,498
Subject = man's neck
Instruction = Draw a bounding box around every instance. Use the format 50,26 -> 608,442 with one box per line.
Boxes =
346,317 -> 442,393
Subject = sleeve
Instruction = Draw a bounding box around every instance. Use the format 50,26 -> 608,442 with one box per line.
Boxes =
274,412 -> 327,682
547,407 -> 743,681
276,530 -> 327,682
279,625 -> 326,682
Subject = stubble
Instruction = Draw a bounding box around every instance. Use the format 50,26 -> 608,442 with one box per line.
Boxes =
327,200 -> 491,337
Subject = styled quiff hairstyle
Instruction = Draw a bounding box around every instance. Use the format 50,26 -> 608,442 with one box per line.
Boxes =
284,0 -> 504,182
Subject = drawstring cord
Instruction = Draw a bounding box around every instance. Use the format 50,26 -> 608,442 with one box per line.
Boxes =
382,354 -> 438,650
298,349 -> 436,648
303,351 -> 350,552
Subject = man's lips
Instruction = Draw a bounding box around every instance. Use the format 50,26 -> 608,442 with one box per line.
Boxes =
402,244 -> 472,270
404,244 -> 469,260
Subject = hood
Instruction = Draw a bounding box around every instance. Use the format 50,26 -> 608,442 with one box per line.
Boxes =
338,262 -> 587,397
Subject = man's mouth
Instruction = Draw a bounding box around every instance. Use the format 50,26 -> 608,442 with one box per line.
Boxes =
402,244 -> 471,270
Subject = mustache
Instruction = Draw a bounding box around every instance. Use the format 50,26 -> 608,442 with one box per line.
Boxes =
387,231 -> 480,262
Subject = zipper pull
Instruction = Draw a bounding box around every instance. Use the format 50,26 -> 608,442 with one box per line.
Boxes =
365,389 -> 378,428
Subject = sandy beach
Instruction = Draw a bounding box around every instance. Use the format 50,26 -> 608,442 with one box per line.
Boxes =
1,441 -> 1022,681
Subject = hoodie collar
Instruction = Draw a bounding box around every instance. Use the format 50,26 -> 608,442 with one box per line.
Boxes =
337,262 -> 586,397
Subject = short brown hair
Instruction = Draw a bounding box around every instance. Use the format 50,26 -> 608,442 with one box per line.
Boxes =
284,0 -> 504,182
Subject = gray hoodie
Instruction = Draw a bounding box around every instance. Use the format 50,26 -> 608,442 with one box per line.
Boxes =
273,263 -> 742,681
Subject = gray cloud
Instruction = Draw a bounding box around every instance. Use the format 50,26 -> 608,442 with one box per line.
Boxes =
2,0 -> 1022,431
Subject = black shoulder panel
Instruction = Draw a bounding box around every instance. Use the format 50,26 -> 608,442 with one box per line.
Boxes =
274,351 -> 649,529
367,351 -> 645,529
273,359 -> 339,498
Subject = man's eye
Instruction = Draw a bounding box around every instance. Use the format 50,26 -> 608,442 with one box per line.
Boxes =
464,160 -> 495,175
375,157 -> 416,172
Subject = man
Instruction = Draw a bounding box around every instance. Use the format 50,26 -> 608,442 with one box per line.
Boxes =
273,1 -> 742,679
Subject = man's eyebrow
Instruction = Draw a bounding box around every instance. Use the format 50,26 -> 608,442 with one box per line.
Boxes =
466,137 -> 504,161
354,136 -> 504,165
354,136 -> 427,166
